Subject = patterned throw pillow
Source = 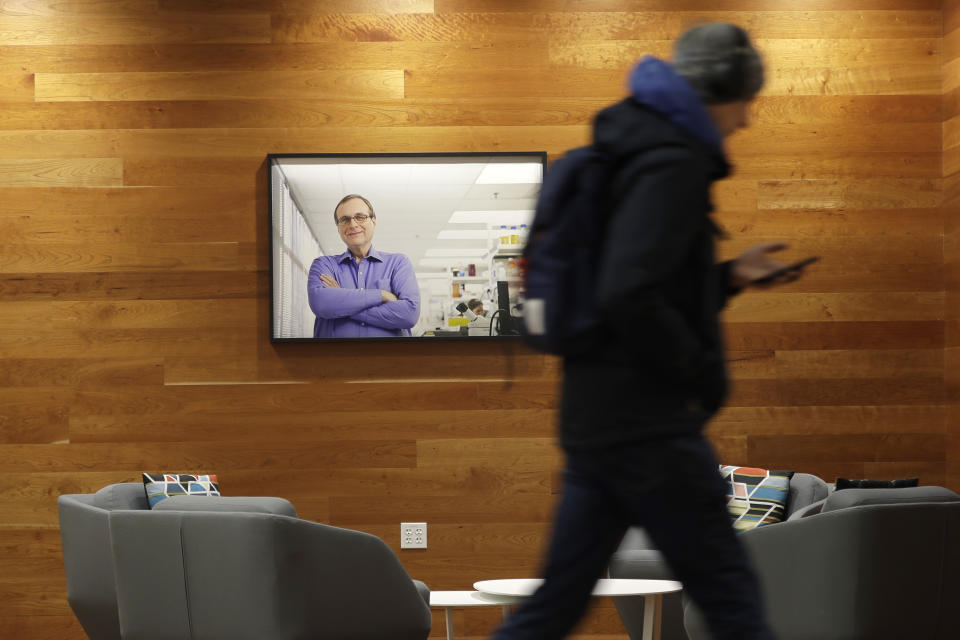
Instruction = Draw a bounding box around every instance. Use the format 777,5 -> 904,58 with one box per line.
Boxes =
142,473 -> 220,508
719,466 -> 792,532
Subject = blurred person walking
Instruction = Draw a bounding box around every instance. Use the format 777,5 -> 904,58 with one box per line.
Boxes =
493,23 -> 810,640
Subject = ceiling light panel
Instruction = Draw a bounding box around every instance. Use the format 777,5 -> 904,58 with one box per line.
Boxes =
475,162 -> 543,184
448,210 -> 534,225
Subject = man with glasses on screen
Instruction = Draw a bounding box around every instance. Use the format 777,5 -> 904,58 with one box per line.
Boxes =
307,194 -> 420,338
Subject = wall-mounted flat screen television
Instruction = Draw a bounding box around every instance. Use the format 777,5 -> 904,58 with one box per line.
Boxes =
268,152 -> 546,342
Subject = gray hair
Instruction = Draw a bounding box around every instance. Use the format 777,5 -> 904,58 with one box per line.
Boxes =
672,23 -> 764,104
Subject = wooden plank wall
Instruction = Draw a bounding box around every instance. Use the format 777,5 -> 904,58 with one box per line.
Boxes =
947,0 -> 960,495
0,1 -> 949,638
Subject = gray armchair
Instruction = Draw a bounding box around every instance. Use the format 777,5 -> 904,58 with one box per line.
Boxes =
684,486 -> 960,640
110,501 -> 431,640
59,484 -> 431,640
608,473 -> 830,640
58,483 -> 149,640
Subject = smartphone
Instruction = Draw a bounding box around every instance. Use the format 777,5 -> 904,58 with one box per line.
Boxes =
752,256 -> 819,284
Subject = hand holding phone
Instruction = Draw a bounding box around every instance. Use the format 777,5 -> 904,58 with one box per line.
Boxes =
752,256 -> 819,284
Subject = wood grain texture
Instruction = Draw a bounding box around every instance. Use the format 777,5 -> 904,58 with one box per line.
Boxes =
944,144 -> 960,177
760,65 -> 939,96
68,409 -> 555,443
0,242 -> 257,273
947,1 -> 960,528
0,98 -> 607,132
944,57 -> 960,93
0,126 -> 592,159
35,70 -> 405,102
0,42 -> 553,75
724,321 -> 943,350
0,440 -> 420,473
406,66 -> 940,99
0,94 -> 938,132
0,271 -> 265,301
0,185 -> 257,218
0,299 -> 258,331
752,94 -> 941,124
159,0 -> 433,12
550,38 -> 940,70
0,0 -> 160,16
724,292 -> 943,322
0,14 -> 270,45
436,1 -> 942,10
273,12 -> 941,44
712,404 -> 947,435
404,68 -> 627,99
756,178 -> 941,210
0,158 -> 122,187
943,112 -> 960,150
716,208 -> 943,237
717,234 -> 942,266
735,123 -> 941,155
0,73 -> 34,101
0,3 -> 954,638
727,348 -> 944,379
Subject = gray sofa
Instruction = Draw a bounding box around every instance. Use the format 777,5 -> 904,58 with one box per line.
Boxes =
684,485 -> 960,640
59,483 -> 431,640
608,473 -> 831,640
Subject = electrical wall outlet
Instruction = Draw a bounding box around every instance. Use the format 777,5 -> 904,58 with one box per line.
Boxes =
400,522 -> 427,549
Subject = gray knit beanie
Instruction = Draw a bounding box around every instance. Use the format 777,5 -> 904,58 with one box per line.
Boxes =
672,23 -> 764,104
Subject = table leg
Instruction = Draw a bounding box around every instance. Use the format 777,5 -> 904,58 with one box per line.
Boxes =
444,607 -> 455,640
641,594 -> 663,640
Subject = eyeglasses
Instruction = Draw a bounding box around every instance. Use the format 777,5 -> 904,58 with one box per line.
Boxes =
336,213 -> 373,226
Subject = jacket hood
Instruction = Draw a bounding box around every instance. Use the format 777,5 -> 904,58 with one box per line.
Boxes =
594,57 -> 728,173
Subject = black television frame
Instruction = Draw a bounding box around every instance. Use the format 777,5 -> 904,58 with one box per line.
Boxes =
267,151 -> 547,343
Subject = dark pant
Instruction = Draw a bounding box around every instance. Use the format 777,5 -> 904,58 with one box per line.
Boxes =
491,436 -> 775,640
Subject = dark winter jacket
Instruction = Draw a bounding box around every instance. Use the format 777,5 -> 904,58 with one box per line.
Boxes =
560,57 -> 739,451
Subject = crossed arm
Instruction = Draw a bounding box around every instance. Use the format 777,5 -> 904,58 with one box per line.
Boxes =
307,257 -> 420,330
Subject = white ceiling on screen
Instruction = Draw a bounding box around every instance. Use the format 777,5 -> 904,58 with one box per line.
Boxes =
275,156 -> 541,275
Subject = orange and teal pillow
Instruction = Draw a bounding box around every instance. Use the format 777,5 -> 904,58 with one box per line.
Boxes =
142,473 -> 220,508
719,466 -> 793,532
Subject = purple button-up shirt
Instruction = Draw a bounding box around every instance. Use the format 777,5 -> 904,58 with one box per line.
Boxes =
308,247 -> 420,338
